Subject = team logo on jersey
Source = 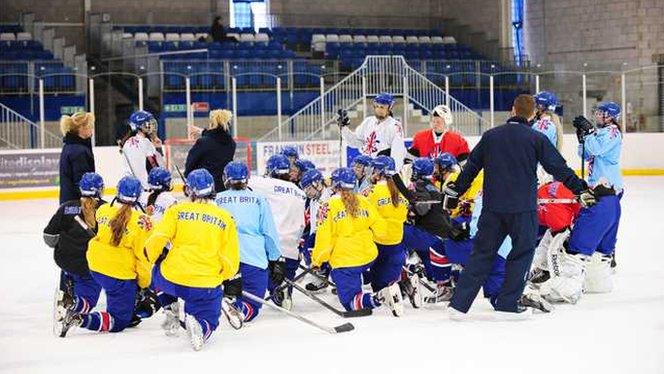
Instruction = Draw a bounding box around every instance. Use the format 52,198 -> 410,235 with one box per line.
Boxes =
608,125 -> 620,139
535,119 -> 552,131
363,131 -> 379,154
394,122 -> 403,137
137,214 -> 153,231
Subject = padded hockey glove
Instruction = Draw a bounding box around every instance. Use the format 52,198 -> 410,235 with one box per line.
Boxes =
223,273 -> 243,299
336,109 -> 350,128
442,182 -> 460,211
135,288 -> 161,319
578,188 -> 597,208
269,257 -> 287,286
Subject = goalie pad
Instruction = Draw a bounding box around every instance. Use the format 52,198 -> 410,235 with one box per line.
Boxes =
583,252 -> 613,293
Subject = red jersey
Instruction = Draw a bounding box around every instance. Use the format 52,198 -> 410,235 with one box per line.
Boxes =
537,182 -> 581,232
410,129 -> 470,159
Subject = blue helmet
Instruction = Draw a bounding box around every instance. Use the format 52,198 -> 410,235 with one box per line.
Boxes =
596,102 -> 621,121
373,92 -> 395,108
351,154 -> 372,167
186,168 -> 215,198
435,152 -> 458,171
148,167 -> 172,191
128,110 -> 156,133
534,91 -> 558,112
331,167 -> 357,190
412,158 -> 434,178
117,176 -> 142,204
371,155 -> 396,176
79,172 -> 104,197
300,169 -> 323,190
224,161 -> 249,183
294,159 -> 316,173
280,146 -> 299,160
266,154 -> 291,176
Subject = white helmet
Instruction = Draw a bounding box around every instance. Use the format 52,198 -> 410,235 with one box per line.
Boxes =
432,105 -> 453,125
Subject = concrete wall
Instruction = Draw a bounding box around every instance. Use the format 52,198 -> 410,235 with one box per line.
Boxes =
524,0 -> 664,131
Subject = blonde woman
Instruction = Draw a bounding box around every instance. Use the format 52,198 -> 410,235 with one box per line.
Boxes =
185,109 -> 236,191
59,111 -> 95,204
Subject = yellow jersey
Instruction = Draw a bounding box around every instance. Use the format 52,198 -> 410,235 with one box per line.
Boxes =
86,203 -> 153,288
366,181 -> 408,245
145,200 -> 240,288
312,195 -> 384,269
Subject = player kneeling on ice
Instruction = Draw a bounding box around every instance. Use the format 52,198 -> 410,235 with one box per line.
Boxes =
364,156 -> 408,314
311,168 -> 402,317
534,103 -> 623,304
145,169 -> 240,351
290,158 -> 315,185
298,168 -> 335,292
249,154 -> 306,310
215,161 -> 283,325
57,176 -> 153,337
46,172 -> 105,337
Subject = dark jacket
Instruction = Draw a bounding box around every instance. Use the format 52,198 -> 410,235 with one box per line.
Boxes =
43,199 -> 102,276
184,127 -> 236,192
59,133 -> 95,204
455,116 -> 586,213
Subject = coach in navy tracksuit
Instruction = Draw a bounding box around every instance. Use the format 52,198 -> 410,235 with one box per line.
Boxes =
443,94 -> 592,317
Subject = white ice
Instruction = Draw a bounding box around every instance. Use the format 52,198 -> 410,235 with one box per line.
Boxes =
1,177 -> 663,374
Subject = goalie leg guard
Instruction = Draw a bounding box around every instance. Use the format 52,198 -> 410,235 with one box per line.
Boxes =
539,249 -> 588,304
583,252 -> 613,293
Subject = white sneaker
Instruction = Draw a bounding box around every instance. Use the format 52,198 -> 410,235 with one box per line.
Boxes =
447,305 -> 470,321
185,314 -> 205,351
161,302 -> 181,337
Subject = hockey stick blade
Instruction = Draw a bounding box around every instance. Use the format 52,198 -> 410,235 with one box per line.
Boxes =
241,291 -> 353,334
333,322 -> 355,333
342,308 -> 372,318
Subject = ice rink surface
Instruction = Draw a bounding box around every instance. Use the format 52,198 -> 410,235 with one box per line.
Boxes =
1,177 -> 663,374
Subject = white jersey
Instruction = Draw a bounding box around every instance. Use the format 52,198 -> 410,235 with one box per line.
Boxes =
121,133 -> 165,189
308,188 -> 333,235
249,176 -> 306,260
140,191 -> 177,223
341,115 -> 407,171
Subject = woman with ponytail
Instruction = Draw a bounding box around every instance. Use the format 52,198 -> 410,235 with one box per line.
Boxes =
57,176 -> 153,337
365,155 -> 408,313
59,111 -> 95,204
185,109 -> 236,191
312,167 -> 403,317
45,172 -> 105,337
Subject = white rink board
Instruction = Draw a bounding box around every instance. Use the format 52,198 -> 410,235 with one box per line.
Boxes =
255,140 -> 343,175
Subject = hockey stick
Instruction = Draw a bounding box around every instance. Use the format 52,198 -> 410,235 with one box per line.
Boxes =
241,291 -> 355,334
580,140 -> 586,180
264,266 -> 314,302
285,279 -> 372,318
402,265 -> 436,292
74,215 -> 96,237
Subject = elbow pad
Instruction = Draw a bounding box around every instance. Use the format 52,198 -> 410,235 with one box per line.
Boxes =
43,233 -> 59,248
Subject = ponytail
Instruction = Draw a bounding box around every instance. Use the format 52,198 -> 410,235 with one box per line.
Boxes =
147,190 -> 164,210
80,197 -> 99,229
339,189 -> 360,218
386,178 -> 400,208
60,111 -> 94,136
109,204 -> 132,246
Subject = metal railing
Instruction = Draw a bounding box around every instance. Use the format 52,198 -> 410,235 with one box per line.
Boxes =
258,56 -> 490,141
0,102 -> 61,149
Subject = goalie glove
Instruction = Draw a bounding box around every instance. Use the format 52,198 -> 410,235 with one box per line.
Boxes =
223,273 -> 243,299
268,257 -> 287,286
572,115 -> 595,141
336,109 -> 350,128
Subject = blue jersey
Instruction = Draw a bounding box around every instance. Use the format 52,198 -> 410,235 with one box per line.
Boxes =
215,189 -> 281,270
532,117 -> 558,149
578,124 -> 623,191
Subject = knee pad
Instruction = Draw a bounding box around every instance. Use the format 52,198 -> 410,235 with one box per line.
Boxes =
583,253 -> 613,293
